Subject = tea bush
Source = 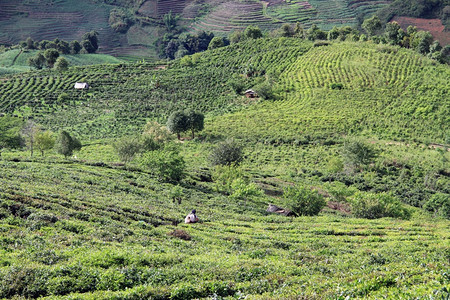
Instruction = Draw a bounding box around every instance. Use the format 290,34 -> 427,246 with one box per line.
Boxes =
351,192 -> 411,219
283,185 -> 326,216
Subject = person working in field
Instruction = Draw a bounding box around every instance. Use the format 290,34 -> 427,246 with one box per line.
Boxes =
185,209 -> 199,224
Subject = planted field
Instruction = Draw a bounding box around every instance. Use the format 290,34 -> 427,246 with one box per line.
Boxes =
0,39 -> 448,143
0,150 -> 448,299
190,1 -> 282,34
0,36 -> 449,299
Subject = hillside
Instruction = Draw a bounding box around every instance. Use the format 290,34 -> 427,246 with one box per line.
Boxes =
0,39 -> 449,299
1,39 -> 448,142
0,49 -> 124,75
0,0 -> 396,57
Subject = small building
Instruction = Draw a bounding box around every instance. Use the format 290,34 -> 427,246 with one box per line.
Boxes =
74,82 -> 89,90
244,89 -> 257,98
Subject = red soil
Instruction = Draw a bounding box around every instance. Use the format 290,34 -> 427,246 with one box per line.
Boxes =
392,16 -> 449,45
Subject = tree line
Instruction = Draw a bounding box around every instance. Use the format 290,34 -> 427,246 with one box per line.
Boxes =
26,31 -> 99,71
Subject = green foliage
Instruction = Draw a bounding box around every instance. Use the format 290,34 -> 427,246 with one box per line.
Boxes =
324,181 -> 358,202
306,24 -> 327,41
212,164 -> 244,193
168,185 -> 184,204
283,185 -> 326,216
55,131 -> 81,158
70,40 -> 82,54
185,110 -> 204,139
43,49 -> 60,68
229,178 -> 263,201
0,115 -> 23,151
35,131 -> 55,156
208,37 -> 225,50
27,52 -> 46,70
142,121 -> 173,144
54,57 -> 69,71
362,15 -> 382,36
423,192 -> 450,219
350,192 -> 411,219
139,149 -> 185,182
82,31 -> 99,54
109,8 -> 134,33
166,110 -> 188,140
244,26 -> 263,39
113,135 -> 142,163
210,139 -> 243,166
341,139 -> 377,171
163,11 -> 180,33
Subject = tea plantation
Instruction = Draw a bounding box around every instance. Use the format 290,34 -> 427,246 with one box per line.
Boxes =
0,38 -> 449,299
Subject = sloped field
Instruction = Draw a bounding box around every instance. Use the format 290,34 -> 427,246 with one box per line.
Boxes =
0,39 -> 448,143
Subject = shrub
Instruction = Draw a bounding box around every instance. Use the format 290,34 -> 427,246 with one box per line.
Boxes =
212,164 -> 244,193
139,149 -> 185,182
229,178 -> 263,202
210,139 -> 243,166
55,131 -> 81,158
113,135 -> 142,163
283,185 -> 326,216
423,193 -> 449,219
350,192 -> 411,219
341,138 -> 377,171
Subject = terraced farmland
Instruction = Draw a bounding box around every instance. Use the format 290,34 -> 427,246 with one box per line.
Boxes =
190,1 -> 282,34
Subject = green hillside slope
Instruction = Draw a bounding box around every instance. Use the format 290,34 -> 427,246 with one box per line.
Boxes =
1,39 -> 448,143
0,39 -> 449,299
0,49 -> 124,75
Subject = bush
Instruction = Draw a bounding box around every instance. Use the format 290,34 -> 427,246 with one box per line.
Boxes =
283,185 -> 326,216
341,138 -> 377,171
55,131 -> 81,158
210,139 -> 243,166
113,135 -> 142,163
423,193 -> 449,219
212,164 -> 244,193
139,149 -> 185,182
351,192 -> 411,219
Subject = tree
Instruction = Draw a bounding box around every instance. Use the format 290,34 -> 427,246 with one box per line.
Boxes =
229,30 -> 243,44
55,40 -> 70,54
25,37 -> 35,49
0,116 -> 23,154
163,11 -> 179,33
210,139 -> 243,166
244,25 -> 263,39
283,185 -> 326,216
21,120 -> 39,157
278,23 -> 295,37
385,21 -> 402,45
294,22 -> 304,38
139,149 -> 185,182
43,49 -> 59,68
55,131 -> 81,158
70,40 -> 82,54
35,131 -> 55,156
54,57 -> 69,71
167,111 -> 188,140
341,138 -> 377,172
208,37 -> 225,50
185,110 -> 204,139
82,31 -> 99,53
113,135 -> 142,163
27,52 -> 46,70
411,31 -> 433,54
362,15 -> 382,36
306,24 -> 327,41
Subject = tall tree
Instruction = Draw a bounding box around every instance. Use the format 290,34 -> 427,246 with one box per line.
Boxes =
167,111 -> 188,140
362,15 -> 382,36
185,110 -> 204,139
82,31 -> 99,53
21,120 -> 39,157
43,49 -> 59,68
27,52 -> 46,70
35,131 -> 55,156
55,131 -> 81,158
54,57 -> 69,71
